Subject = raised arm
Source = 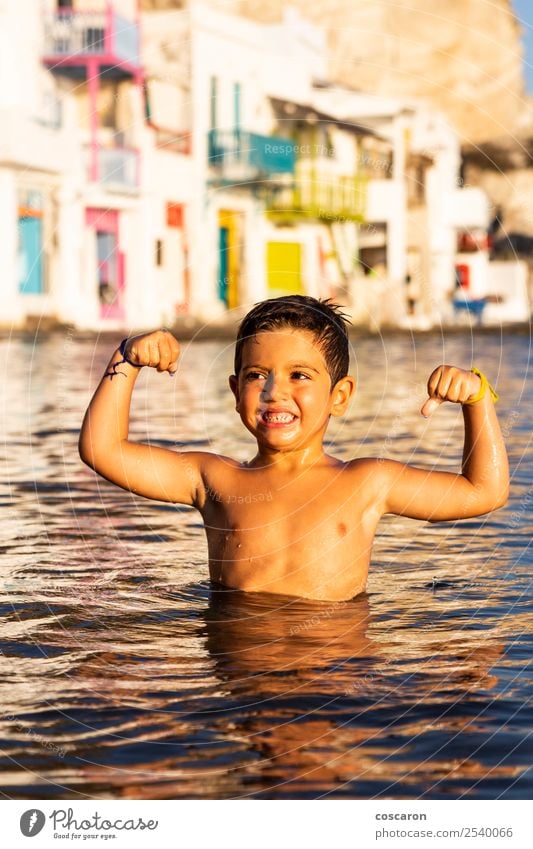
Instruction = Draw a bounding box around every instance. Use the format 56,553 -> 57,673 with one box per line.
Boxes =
374,365 -> 509,521
78,330 -> 205,507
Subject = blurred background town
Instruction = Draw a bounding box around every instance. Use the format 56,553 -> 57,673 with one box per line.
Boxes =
3,0 -> 533,333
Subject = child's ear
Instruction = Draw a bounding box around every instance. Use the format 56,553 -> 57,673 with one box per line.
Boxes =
229,374 -> 240,410
330,375 -> 356,417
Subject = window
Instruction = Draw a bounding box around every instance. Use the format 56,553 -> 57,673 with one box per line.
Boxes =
166,203 -> 184,228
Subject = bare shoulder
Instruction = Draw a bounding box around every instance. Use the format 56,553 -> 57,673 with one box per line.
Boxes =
345,456 -> 420,489
191,450 -> 244,509
194,451 -> 243,475
343,456 -> 393,512
345,456 -> 389,480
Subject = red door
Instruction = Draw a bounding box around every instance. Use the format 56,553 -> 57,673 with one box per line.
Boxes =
455,263 -> 470,290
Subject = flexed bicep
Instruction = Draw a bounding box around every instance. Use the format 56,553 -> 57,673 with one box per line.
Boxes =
379,364 -> 507,520
378,459 -> 493,521
82,445 -> 207,508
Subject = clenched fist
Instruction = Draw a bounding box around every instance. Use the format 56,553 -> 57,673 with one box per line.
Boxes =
421,365 -> 482,417
122,329 -> 180,375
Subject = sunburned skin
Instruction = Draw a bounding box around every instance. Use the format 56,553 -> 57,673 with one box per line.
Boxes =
79,324 -> 509,602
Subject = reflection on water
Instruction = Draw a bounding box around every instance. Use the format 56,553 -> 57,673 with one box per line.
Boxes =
0,330 -> 531,799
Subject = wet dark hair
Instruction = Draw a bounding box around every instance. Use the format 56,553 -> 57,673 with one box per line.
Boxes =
234,295 -> 350,387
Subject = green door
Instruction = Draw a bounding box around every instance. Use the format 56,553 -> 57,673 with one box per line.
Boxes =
218,226 -> 229,304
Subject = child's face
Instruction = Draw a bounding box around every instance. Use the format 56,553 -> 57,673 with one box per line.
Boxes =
229,328 -> 354,453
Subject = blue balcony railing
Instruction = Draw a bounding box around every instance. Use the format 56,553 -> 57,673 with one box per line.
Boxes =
113,14 -> 139,65
208,129 -> 296,178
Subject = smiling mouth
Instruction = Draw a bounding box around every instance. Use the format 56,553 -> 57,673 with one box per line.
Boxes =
260,411 -> 298,426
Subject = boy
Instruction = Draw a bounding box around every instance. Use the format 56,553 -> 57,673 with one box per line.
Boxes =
79,296 -> 509,602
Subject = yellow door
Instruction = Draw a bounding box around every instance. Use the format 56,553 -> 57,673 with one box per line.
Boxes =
267,241 -> 302,297
218,210 -> 241,310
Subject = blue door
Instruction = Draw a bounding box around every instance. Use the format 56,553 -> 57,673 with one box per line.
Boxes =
18,216 -> 43,294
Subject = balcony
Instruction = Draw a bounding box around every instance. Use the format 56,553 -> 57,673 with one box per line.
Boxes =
43,9 -> 140,77
266,174 -> 367,223
208,129 -> 296,182
86,145 -> 139,190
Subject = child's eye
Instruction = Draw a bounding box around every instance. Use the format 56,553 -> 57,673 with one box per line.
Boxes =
245,371 -> 265,381
291,371 -> 310,380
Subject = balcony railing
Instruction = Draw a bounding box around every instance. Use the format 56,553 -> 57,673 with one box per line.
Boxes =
267,174 -> 367,223
208,129 -> 296,179
86,145 -> 139,189
43,10 -> 140,70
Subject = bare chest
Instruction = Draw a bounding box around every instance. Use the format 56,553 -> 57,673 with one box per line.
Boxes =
199,469 -> 378,599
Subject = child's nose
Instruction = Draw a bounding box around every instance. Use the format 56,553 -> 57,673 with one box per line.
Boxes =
261,371 -> 289,400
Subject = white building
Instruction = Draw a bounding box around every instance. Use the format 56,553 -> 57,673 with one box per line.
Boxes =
154,2 -> 381,319
0,0 -> 492,331
1,0 -> 193,331
312,86 -> 491,327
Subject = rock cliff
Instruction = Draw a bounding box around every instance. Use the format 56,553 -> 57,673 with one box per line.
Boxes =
237,0 -> 527,146
142,0 -> 533,239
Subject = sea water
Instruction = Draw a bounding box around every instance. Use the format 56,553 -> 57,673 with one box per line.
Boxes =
0,330 -> 531,799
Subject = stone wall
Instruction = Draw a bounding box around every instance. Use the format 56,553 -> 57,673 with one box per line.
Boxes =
237,0 -> 526,145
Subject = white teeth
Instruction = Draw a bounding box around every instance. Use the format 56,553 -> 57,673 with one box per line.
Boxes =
263,413 -> 295,423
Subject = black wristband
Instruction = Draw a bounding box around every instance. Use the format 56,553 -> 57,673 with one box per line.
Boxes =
119,338 -> 143,368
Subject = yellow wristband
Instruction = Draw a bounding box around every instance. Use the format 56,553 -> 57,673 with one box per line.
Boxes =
464,367 -> 499,405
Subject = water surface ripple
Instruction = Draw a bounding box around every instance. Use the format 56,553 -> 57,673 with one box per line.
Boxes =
0,331 -> 531,799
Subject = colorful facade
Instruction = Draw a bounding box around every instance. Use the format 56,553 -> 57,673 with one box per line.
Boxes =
0,1 -> 495,330
1,0 -> 193,331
